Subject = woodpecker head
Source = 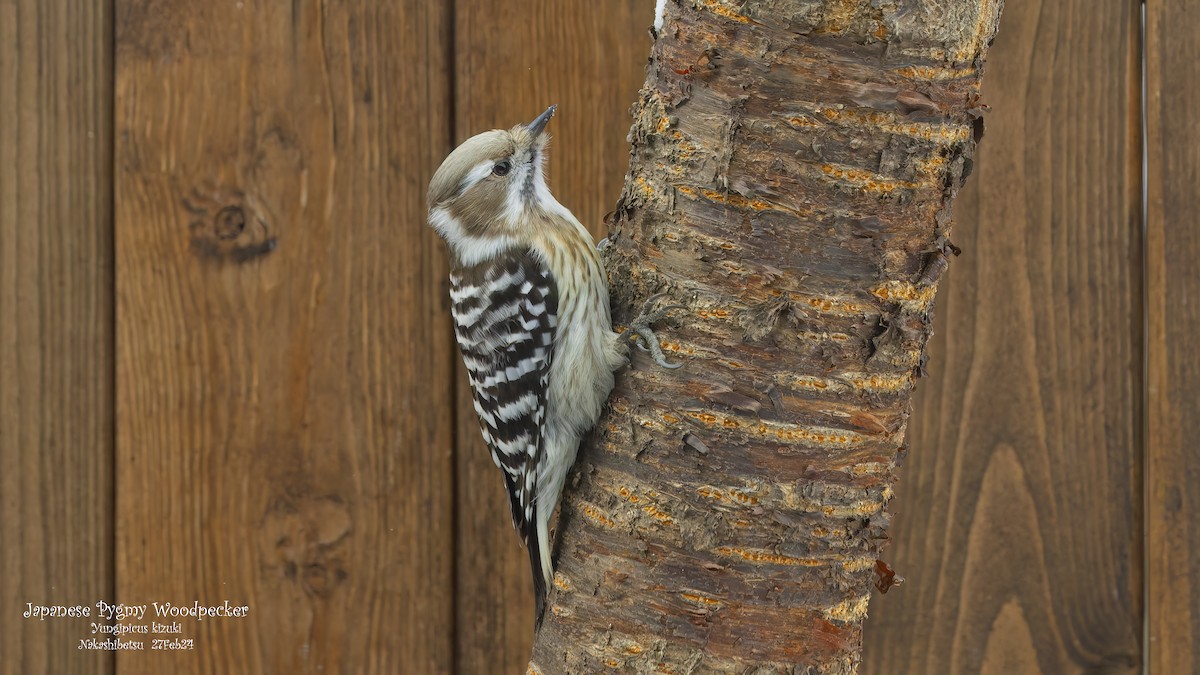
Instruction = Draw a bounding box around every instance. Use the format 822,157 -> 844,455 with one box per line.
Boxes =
428,105 -> 564,264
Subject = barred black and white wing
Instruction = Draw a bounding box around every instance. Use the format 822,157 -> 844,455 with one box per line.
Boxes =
449,248 -> 558,605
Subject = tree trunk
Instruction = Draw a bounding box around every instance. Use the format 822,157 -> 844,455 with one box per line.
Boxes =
530,0 -> 1003,672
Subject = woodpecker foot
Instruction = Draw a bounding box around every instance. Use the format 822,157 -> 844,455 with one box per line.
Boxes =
623,293 -> 685,369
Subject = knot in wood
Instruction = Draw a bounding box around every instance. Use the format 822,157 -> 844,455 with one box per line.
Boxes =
214,205 -> 246,239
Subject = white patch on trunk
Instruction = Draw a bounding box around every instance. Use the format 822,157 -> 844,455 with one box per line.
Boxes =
654,0 -> 667,31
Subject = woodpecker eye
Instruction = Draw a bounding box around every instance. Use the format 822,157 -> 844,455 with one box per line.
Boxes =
492,160 -> 512,177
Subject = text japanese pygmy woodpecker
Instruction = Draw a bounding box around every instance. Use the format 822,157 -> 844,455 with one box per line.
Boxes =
427,106 -> 678,626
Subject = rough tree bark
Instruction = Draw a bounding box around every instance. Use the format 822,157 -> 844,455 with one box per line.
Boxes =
530,0 -> 1002,672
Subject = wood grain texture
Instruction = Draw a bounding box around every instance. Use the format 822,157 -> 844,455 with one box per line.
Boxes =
114,3 -> 454,673
1146,1 -> 1200,672
451,1 -> 650,670
0,2 -> 113,673
861,0 -> 1143,673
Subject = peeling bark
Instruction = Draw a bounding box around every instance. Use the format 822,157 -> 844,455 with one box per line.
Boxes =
530,1 -> 1002,672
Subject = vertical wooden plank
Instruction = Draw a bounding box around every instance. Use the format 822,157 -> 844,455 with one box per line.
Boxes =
1146,1 -> 1200,672
862,0 -> 1143,673
452,0 -> 650,669
0,1 -> 113,674
114,3 -> 453,673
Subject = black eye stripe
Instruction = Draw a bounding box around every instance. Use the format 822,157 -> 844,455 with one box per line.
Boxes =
492,160 -> 512,177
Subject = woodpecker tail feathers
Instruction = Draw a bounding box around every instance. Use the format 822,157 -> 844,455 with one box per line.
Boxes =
529,519 -> 551,629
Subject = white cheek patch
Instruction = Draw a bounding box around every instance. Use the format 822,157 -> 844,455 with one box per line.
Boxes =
429,206 -> 512,265
429,205 -> 464,241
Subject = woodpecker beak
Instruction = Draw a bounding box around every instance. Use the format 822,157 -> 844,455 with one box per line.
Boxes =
526,105 -> 557,137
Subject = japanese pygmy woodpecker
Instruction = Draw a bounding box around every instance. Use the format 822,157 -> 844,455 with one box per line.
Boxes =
427,105 -> 678,626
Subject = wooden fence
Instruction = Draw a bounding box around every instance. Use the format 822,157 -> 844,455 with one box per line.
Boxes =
1,0 -> 1195,673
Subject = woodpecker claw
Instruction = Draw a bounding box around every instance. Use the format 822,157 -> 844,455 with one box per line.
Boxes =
636,326 -> 683,369
623,294 -> 685,369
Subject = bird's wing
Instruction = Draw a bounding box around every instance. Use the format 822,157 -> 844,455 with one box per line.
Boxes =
450,247 -> 558,561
